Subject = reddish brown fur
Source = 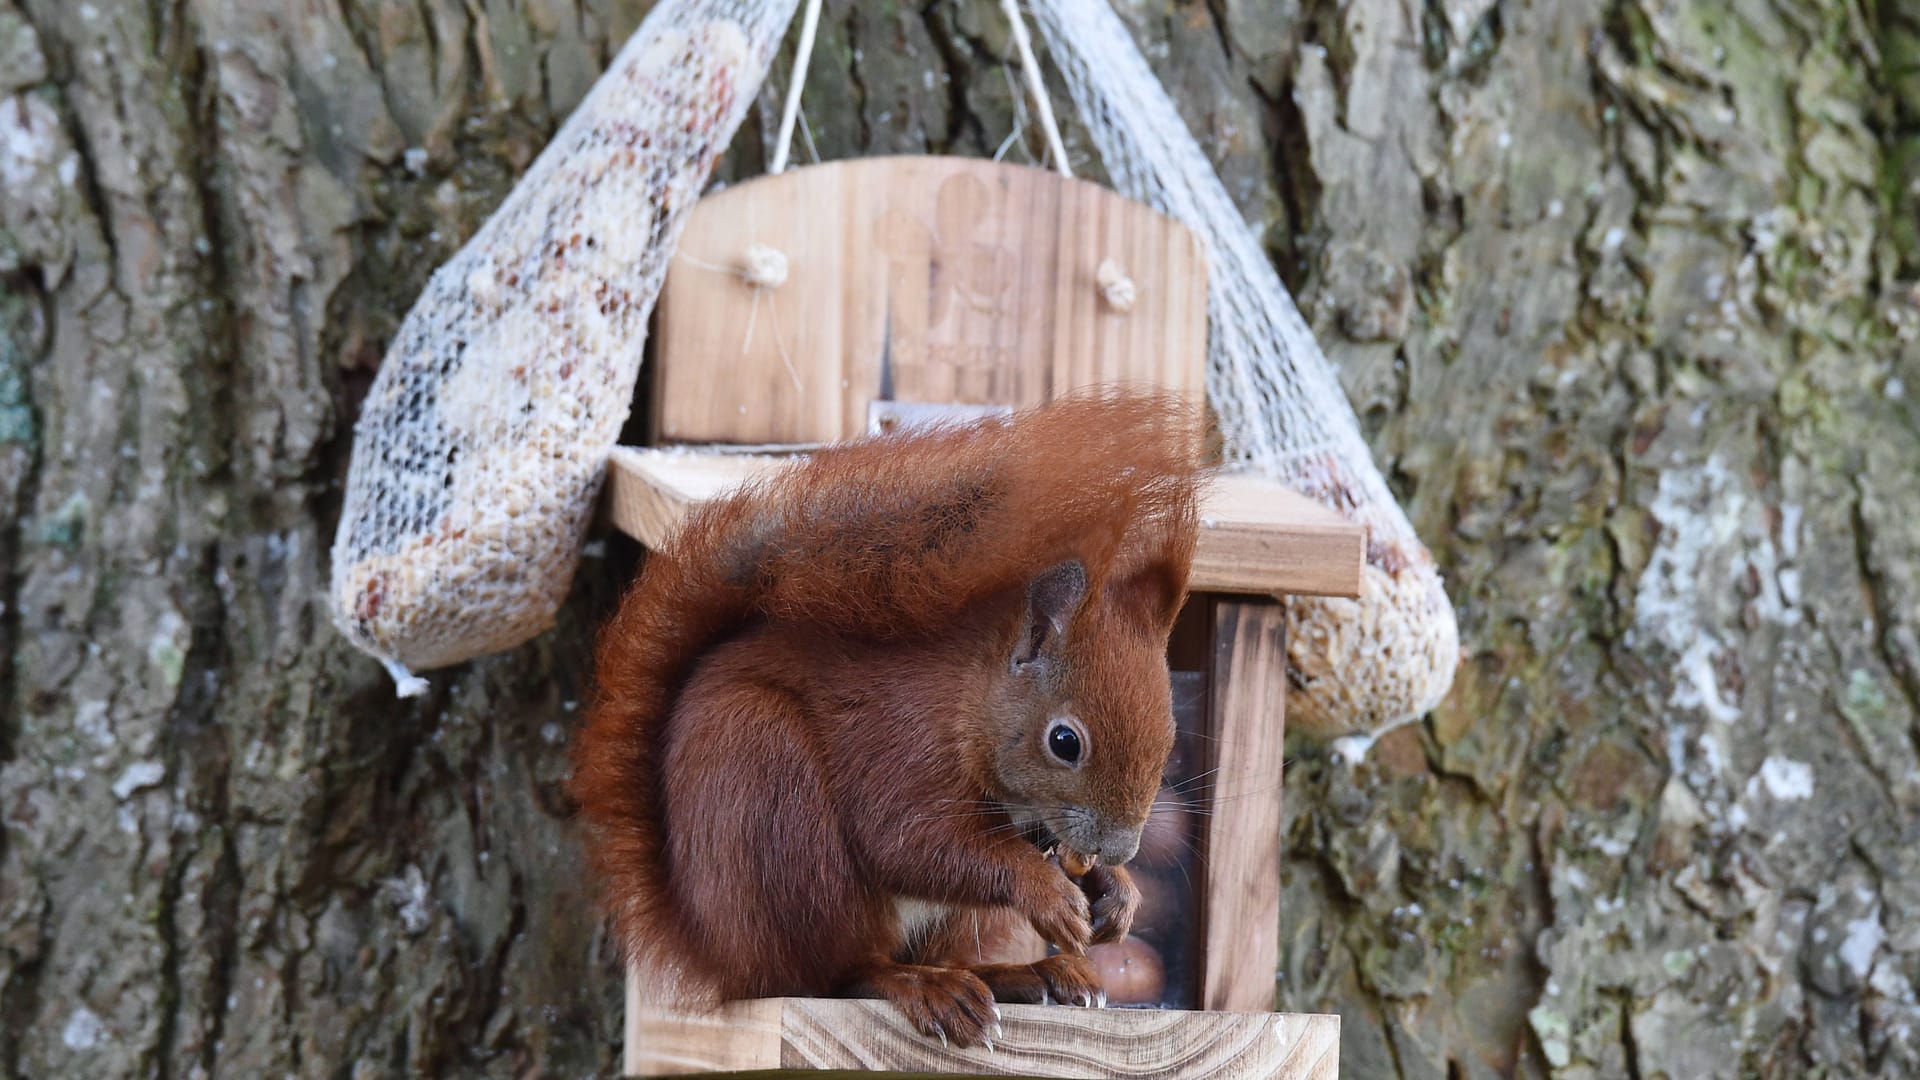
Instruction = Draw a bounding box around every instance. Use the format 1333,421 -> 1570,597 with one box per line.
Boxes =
569,391 -> 1203,1041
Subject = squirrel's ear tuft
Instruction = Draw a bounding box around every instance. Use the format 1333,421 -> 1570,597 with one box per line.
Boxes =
1108,557 -> 1188,637
1013,560 -> 1088,672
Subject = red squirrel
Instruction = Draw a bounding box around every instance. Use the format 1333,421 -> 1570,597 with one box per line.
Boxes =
570,392 -> 1204,1046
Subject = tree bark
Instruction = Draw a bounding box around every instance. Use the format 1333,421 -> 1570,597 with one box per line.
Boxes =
2,0 -> 1916,1077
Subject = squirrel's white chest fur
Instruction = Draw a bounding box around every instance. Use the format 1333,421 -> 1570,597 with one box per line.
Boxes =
893,897 -> 949,948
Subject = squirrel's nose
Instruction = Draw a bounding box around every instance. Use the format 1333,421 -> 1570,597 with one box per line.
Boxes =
1093,824 -> 1142,865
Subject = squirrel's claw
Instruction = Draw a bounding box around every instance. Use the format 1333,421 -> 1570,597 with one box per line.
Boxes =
869,965 -> 997,1048
1021,954 -> 1103,1014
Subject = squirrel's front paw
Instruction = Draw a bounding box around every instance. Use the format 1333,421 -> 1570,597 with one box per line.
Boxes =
1022,865 -> 1092,955
1082,863 -> 1140,945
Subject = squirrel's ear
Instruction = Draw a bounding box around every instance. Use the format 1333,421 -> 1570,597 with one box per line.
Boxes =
1012,560 -> 1088,672
1108,557 -> 1188,636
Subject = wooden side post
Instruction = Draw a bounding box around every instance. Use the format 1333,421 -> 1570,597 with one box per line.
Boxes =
1199,600 -> 1288,1014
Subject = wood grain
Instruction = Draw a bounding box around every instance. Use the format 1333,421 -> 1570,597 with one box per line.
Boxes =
625,984 -> 1338,1078
1193,475 -> 1369,598
651,157 -> 1208,444
603,446 -> 784,547
1198,602 -> 1289,1014
625,977 -> 785,1074
604,448 -> 1365,598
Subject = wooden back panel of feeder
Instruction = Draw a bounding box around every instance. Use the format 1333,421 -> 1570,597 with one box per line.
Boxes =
652,157 -> 1207,444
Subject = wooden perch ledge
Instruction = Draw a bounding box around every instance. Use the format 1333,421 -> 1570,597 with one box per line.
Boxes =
604,446 -> 1367,600
625,988 -> 1340,1078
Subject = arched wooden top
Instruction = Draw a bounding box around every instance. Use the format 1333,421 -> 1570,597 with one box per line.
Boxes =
650,156 -> 1209,445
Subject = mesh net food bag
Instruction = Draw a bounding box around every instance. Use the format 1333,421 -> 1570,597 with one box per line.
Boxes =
329,0 -> 799,695
1030,0 -> 1459,745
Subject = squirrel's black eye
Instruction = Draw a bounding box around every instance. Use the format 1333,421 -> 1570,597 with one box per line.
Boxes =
1045,721 -> 1083,765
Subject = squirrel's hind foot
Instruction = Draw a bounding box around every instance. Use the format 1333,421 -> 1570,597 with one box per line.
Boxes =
841,963 -> 999,1048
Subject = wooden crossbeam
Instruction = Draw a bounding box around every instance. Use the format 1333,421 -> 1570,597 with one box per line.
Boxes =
604,447 -> 1366,599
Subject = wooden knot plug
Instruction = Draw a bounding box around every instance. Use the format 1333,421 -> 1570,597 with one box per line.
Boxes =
741,243 -> 789,289
1096,258 -> 1136,312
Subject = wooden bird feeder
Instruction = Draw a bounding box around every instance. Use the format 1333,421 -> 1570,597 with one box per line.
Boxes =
605,157 -> 1358,1079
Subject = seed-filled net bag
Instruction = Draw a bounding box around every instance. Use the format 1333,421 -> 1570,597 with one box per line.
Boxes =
1030,0 -> 1459,743
329,0 -> 799,695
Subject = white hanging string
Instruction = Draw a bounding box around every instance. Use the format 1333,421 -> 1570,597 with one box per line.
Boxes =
797,105 -> 821,166
1000,0 -> 1070,177
992,66 -> 1027,163
769,0 -> 821,174
670,247 -> 803,392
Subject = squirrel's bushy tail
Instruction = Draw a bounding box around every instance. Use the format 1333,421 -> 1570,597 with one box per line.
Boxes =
569,390 -> 1206,991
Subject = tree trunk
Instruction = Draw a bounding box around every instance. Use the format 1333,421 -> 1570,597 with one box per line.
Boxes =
2,0 -> 1915,1077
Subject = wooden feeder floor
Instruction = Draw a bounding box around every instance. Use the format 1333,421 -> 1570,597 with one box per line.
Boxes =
626,994 -> 1339,1079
